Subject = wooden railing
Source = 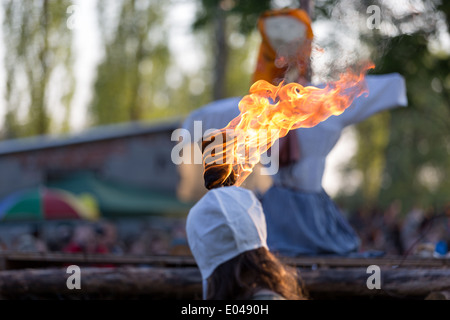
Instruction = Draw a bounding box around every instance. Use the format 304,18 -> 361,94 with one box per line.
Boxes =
1,251 -> 450,300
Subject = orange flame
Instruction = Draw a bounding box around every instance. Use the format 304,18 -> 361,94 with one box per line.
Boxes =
202,62 -> 375,189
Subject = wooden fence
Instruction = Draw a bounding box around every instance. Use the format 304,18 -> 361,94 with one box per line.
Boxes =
1,252 -> 449,300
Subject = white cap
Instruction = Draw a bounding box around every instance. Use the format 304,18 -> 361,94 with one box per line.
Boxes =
186,186 -> 268,282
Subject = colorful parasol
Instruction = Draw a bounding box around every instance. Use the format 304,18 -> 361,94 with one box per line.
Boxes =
0,187 -> 100,222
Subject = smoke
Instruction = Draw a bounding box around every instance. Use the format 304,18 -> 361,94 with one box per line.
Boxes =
309,0 -> 443,84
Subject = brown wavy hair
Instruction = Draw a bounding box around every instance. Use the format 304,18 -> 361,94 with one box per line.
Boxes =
206,247 -> 308,300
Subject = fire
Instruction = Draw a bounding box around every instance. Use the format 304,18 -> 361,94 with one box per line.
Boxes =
202,62 -> 375,189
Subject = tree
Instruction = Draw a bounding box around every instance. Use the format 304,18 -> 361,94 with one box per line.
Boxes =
328,0 -> 450,213
2,0 -> 75,138
192,0 -> 273,101
89,0 -> 167,125
90,0 -> 212,125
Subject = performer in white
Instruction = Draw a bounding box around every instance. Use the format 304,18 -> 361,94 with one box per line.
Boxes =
180,8 -> 408,257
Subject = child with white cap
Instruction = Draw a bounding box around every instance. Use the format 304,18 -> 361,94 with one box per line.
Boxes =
186,185 -> 306,300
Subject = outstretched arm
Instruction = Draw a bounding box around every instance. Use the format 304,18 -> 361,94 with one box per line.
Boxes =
181,97 -> 242,144
337,73 -> 408,127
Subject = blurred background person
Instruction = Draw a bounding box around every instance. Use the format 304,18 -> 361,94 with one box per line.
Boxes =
94,219 -> 125,255
63,223 -> 99,254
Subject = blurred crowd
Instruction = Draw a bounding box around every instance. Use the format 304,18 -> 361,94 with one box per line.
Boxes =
0,217 -> 191,257
348,201 -> 450,257
0,202 -> 449,259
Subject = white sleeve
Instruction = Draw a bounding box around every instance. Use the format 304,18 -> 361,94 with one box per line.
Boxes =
337,73 -> 408,127
181,97 -> 242,143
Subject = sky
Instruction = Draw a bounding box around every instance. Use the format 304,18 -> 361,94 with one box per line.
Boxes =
71,0 -> 103,131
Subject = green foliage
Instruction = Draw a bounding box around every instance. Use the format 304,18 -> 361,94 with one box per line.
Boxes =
376,32 -> 450,212
335,1 -> 450,213
190,0 -> 278,101
89,0 -> 170,125
2,0 -> 75,138
89,0 -> 214,125
225,30 -> 260,97
353,111 -> 390,207
193,0 -> 272,35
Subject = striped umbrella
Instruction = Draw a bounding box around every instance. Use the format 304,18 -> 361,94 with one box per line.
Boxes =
0,187 -> 99,222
